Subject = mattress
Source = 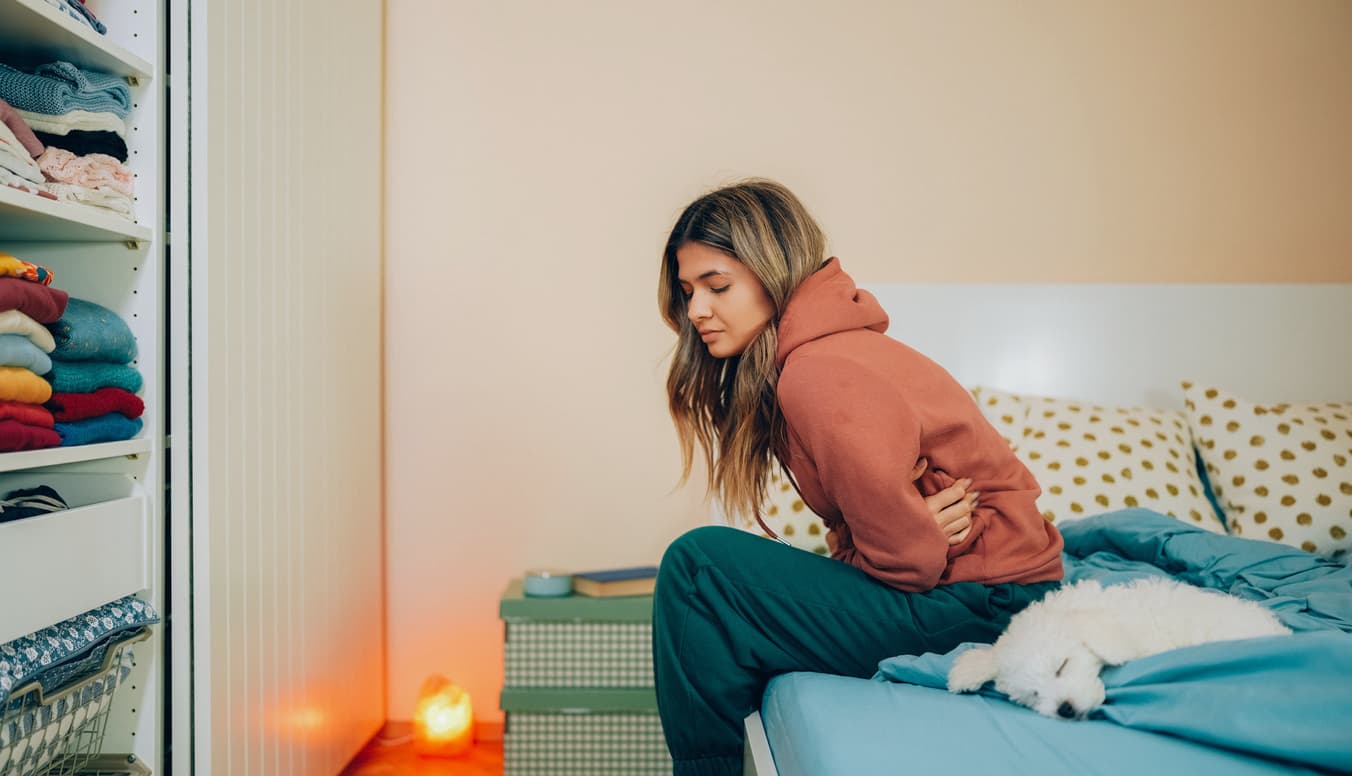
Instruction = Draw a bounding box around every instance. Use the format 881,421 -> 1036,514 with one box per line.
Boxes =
757,510 -> 1352,775
761,672 -> 1323,776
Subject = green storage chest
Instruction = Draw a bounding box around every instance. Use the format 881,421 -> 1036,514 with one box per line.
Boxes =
500,579 -> 672,776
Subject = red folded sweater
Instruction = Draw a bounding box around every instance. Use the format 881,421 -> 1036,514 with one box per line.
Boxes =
46,387 -> 144,422
0,277 -> 69,323
0,419 -> 61,451
0,399 -> 54,427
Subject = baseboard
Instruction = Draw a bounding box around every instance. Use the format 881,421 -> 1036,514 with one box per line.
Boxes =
380,718 -> 504,743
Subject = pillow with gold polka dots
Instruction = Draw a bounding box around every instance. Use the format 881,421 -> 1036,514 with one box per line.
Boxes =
969,385 -> 1029,452
1016,394 -> 1225,533
728,469 -> 830,554
1183,382 -> 1351,559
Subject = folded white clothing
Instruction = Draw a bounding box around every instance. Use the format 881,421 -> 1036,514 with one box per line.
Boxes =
0,309 -> 57,353
0,122 -> 43,183
0,166 -> 51,197
17,108 -> 126,138
43,182 -> 135,219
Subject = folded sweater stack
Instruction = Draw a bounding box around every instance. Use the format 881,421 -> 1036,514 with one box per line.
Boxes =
0,60 -> 134,219
0,255 -> 66,452
44,297 -> 143,446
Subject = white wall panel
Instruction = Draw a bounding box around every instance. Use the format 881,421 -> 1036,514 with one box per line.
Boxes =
189,1 -> 385,773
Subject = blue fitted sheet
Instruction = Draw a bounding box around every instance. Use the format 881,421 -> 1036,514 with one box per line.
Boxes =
760,510 -> 1352,775
761,672 -> 1327,776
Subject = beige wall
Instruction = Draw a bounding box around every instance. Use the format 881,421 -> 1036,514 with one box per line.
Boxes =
384,0 -> 1352,722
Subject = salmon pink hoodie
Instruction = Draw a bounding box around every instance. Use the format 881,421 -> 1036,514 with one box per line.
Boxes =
774,258 -> 1063,592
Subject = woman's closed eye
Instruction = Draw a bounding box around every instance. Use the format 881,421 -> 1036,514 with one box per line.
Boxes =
710,285 -> 730,294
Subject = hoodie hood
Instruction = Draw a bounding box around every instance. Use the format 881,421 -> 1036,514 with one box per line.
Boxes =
774,258 -> 889,370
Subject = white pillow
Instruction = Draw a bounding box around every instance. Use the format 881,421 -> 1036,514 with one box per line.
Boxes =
970,386 -> 1029,452
725,470 -> 829,554
1183,382 -> 1351,559
973,386 -> 1224,532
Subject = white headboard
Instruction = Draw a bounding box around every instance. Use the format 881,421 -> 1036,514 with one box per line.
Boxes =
865,284 -> 1352,407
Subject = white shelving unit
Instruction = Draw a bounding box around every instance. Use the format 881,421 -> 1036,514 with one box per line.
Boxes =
0,0 -> 150,79
0,0 -> 165,773
0,184 -> 153,242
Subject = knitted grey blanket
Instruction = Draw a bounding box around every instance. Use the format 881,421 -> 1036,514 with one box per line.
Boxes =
0,61 -> 131,119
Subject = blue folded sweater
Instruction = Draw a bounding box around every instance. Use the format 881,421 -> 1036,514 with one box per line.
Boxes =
0,334 -> 52,375
47,362 -> 142,394
55,413 -> 142,446
47,298 -> 138,363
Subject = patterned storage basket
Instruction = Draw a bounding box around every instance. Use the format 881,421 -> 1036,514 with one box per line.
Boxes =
505,621 -> 653,687
500,579 -> 672,776
505,712 -> 670,776
0,632 -> 145,776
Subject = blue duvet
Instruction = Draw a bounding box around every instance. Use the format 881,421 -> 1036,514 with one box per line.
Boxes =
876,509 -> 1352,773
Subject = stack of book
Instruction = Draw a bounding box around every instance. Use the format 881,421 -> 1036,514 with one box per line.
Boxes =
571,566 -> 658,597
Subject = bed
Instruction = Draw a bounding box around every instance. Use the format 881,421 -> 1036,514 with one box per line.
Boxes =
740,283 -> 1352,776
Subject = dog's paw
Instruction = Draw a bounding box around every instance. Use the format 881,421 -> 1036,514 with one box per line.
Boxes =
947,646 -> 997,693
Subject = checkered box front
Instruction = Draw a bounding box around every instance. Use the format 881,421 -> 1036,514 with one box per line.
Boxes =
504,622 -> 653,687
505,712 -> 671,776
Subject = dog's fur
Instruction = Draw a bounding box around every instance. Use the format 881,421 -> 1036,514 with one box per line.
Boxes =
947,577 -> 1292,719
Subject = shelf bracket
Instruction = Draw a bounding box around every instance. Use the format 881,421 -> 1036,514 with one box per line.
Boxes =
126,76 -> 141,87
124,240 -> 142,250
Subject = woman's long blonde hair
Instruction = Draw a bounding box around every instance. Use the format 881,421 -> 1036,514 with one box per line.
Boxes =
659,179 -> 827,521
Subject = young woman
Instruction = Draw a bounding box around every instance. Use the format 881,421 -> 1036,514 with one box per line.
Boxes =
653,179 -> 1064,776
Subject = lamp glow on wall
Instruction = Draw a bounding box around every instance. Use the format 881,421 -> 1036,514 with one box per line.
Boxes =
413,674 -> 475,756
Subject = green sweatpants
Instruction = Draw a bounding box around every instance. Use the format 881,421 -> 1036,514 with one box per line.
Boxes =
652,526 -> 1057,776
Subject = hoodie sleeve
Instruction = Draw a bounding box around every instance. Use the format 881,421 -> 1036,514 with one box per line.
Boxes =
777,353 -> 950,591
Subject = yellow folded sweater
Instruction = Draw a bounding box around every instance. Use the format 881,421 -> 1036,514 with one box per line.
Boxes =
0,366 -> 53,404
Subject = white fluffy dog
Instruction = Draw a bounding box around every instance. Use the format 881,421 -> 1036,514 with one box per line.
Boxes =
947,577 -> 1292,720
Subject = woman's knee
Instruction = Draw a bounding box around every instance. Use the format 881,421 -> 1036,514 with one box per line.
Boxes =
657,525 -> 752,590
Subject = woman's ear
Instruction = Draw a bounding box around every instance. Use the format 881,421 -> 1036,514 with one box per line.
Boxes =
947,646 -> 998,693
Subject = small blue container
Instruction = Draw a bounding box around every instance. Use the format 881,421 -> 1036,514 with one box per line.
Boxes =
523,569 -> 573,597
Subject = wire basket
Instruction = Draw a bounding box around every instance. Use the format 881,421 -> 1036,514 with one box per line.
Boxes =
0,631 -> 147,776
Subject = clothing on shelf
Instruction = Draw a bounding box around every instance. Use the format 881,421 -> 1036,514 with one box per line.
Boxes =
0,309 -> 57,352
16,107 -> 126,138
0,417 -> 60,452
44,361 -> 141,395
47,387 -> 143,422
32,129 -> 126,163
40,299 -> 144,446
0,365 -> 53,404
0,61 -> 131,120
41,182 -> 134,218
0,253 -> 55,286
0,166 -> 57,199
47,298 -> 137,362
0,277 -> 68,324
41,0 -> 106,34
40,0 -> 104,34
0,120 -> 43,184
37,146 -> 133,197
54,413 -> 141,447
0,98 -> 46,158
0,484 -> 68,522
0,399 -> 54,427
0,333 -> 54,375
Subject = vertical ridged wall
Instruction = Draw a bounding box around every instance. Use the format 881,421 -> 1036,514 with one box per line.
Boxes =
192,1 -> 384,773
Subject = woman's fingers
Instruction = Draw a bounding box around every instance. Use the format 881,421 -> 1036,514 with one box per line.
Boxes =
925,479 -> 974,515
949,524 -> 973,545
936,493 -> 980,535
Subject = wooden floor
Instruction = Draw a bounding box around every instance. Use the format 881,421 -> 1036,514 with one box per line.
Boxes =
341,724 -> 504,776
